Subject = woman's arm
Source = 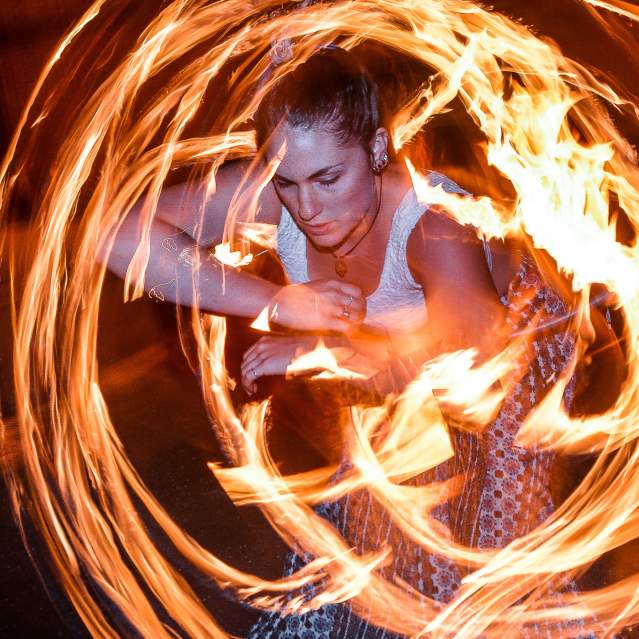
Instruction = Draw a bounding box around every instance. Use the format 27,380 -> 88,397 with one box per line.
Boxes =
107,209 -> 282,317
326,210 -> 507,394
106,161 -> 278,314
406,207 -> 506,362
330,210 -> 506,390
104,161 -> 365,330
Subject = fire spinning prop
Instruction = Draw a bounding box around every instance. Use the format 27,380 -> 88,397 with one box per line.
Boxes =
1,0 -> 639,637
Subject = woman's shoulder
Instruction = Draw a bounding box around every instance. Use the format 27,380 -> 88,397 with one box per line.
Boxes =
406,202 -> 477,260
405,171 -> 475,251
404,170 -> 487,284
404,171 -> 518,298
381,166 -> 472,264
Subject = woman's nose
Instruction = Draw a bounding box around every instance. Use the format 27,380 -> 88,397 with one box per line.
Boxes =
297,187 -> 321,221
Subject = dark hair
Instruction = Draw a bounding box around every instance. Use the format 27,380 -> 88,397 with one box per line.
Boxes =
254,46 -> 384,152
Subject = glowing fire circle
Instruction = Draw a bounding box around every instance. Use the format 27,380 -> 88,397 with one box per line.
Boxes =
2,1 -> 639,637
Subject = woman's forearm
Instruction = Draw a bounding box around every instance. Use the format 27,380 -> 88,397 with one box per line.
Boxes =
105,211 -> 280,318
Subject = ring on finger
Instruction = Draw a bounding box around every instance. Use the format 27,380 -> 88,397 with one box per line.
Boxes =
341,294 -> 355,318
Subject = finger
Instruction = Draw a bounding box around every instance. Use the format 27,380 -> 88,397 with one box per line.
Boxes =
338,282 -> 364,299
242,357 -> 281,390
241,376 -> 255,395
242,338 -> 273,364
241,363 -> 262,395
241,368 -> 256,395
252,357 -> 288,378
326,313 -> 356,332
349,297 -> 366,321
335,298 -> 367,327
241,354 -> 266,379
245,340 -> 279,364
336,306 -> 354,322
331,289 -> 356,310
333,294 -> 362,322
331,288 -> 366,313
325,279 -> 363,297
242,346 -> 257,366
242,340 -> 262,363
342,292 -> 365,315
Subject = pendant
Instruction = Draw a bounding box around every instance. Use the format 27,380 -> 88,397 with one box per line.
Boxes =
334,257 -> 347,278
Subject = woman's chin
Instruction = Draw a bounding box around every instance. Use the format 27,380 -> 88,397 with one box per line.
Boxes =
307,233 -> 345,252
305,227 -> 340,246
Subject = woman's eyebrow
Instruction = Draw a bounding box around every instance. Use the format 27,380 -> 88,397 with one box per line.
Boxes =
274,163 -> 344,183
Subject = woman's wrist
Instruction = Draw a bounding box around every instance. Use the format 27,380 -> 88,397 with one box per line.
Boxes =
199,263 -> 283,320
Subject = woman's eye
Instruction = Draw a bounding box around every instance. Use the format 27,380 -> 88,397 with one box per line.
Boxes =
274,179 -> 292,189
319,176 -> 339,187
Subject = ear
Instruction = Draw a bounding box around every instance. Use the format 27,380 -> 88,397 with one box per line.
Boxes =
370,127 -> 389,165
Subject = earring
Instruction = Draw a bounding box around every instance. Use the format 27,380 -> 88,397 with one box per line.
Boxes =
372,151 -> 389,175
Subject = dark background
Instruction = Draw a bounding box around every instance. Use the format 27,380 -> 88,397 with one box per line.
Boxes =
1,1 -> 639,637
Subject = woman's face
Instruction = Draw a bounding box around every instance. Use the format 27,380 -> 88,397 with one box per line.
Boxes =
266,123 -> 378,250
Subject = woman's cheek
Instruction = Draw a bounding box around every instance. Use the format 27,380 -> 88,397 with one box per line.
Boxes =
338,177 -> 373,220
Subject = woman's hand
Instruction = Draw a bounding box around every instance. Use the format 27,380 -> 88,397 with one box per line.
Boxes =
241,335 -> 326,394
266,280 -> 365,333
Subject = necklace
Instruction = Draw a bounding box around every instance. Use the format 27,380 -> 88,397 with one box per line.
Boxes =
332,174 -> 383,278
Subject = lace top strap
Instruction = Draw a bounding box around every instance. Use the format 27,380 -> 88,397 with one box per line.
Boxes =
369,189 -> 425,297
276,205 -> 308,284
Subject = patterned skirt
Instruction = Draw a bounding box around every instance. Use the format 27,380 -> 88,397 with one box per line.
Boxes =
247,258 -> 599,639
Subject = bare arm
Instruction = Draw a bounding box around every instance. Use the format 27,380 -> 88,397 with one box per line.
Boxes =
405,207 -> 506,361
105,161 -> 366,329
332,211 -> 506,384
106,161 -> 282,316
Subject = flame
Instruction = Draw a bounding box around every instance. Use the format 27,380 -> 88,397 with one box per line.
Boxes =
212,241 -> 254,268
235,222 -> 278,249
250,305 -> 272,332
2,0 -> 639,637
285,338 -> 376,380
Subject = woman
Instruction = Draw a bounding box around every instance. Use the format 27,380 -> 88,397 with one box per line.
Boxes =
107,47 -> 585,637
108,47 -> 507,392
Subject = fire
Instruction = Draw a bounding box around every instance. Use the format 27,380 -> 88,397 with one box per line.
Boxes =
2,0 -> 639,637
212,242 -> 254,268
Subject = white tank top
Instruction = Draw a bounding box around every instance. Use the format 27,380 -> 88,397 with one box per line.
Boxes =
275,172 -> 470,332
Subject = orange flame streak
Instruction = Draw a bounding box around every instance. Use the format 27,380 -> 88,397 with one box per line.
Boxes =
0,0 -> 109,196
3,0 -> 639,636
212,140 -> 286,274
584,0 -> 639,22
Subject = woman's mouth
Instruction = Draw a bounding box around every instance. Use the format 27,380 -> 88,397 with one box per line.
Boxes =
305,220 -> 334,236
